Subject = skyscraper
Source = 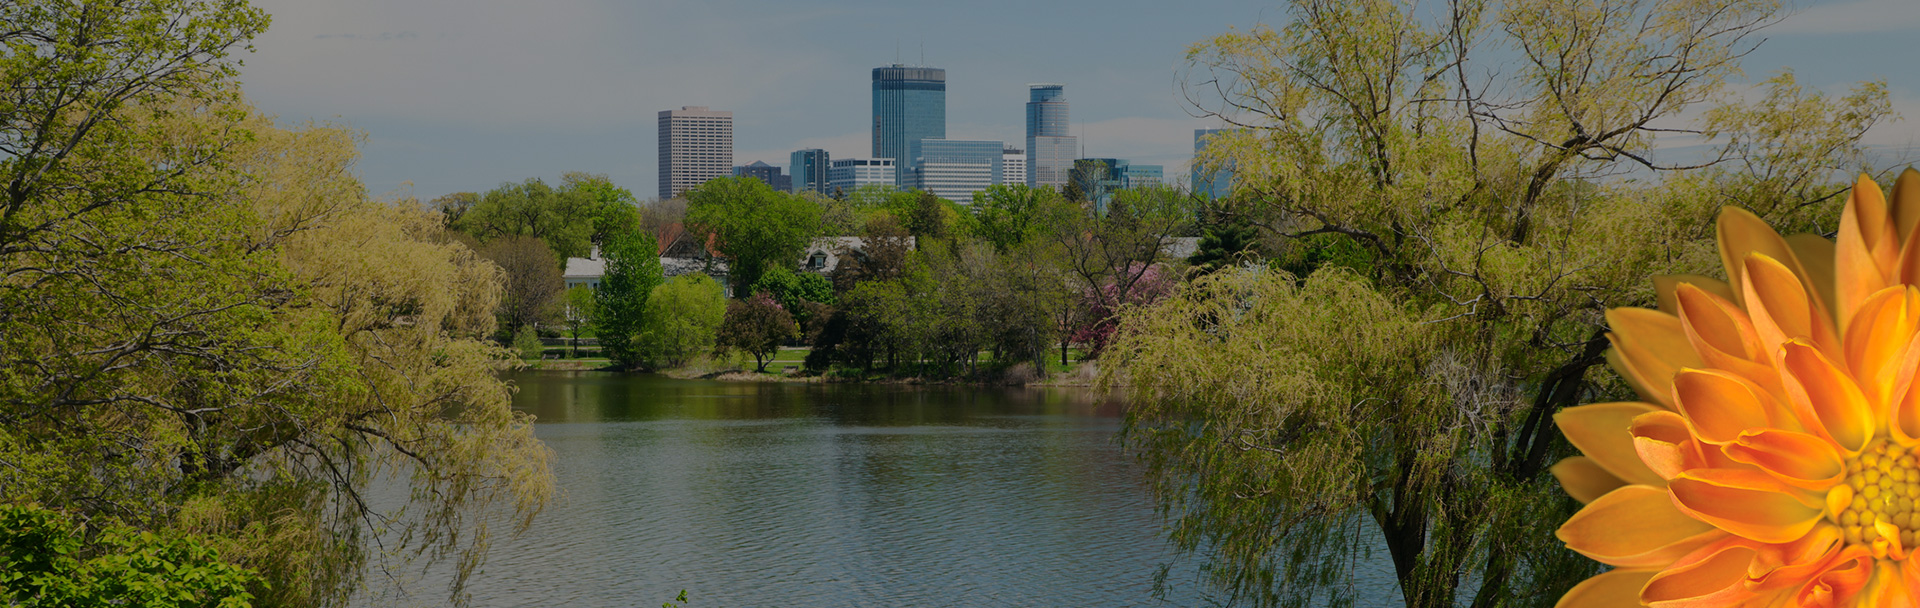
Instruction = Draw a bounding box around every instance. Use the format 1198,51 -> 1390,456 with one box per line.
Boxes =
1025,84 -> 1076,190
1192,129 -> 1236,199
1001,147 -> 1025,189
790,148 -> 831,195
658,106 -> 733,199
872,65 -> 946,185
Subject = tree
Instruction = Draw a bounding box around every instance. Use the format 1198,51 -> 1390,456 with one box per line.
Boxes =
1,90 -> 553,608
562,285 -> 599,357
451,177 -> 597,259
1049,184 -> 1190,357
642,273 -> 728,367
716,292 -> 798,373
477,236 -> 565,336
1186,217 -> 1261,276
751,265 -> 835,328
972,184 -> 1068,254
0,504 -> 262,608
597,230 -> 664,370
1108,1 -> 1894,606
685,176 -> 822,295
432,191 -> 480,226
564,171 -> 643,247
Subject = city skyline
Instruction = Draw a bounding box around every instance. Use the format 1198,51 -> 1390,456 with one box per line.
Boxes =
235,0 -> 1920,203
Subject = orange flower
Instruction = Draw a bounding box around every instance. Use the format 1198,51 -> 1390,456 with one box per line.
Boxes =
1554,170 -> 1920,608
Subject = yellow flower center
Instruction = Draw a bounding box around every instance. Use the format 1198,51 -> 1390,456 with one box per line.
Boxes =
1842,440 -> 1920,549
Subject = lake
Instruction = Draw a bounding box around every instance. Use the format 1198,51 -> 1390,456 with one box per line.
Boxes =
432,371 -> 1214,607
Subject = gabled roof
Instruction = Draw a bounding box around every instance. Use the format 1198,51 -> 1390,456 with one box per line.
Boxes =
563,256 -> 606,279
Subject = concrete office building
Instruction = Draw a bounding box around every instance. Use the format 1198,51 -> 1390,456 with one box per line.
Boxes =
872,65 -> 946,185
1025,84 -> 1077,190
658,106 -> 733,199
829,158 -> 897,195
1192,129 -> 1237,199
905,139 -> 1003,203
1001,147 -> 1025,189
790,148 -> 831,195
732,161 -> 791,192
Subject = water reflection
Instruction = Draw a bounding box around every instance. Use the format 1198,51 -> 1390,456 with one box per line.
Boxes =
438,371 -> 1207,607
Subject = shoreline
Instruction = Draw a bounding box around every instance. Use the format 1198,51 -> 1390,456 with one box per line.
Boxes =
522,358 -> 1099,387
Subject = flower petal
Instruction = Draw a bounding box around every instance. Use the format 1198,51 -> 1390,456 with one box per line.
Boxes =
1787,233 -> 1839,317
1722,429 -> 1846,491
1838,174 -> 1898,334
1655,274 -> 1736,316
1673,368 -> 1796,444
1794,548 -> 1874,608
1550,456 -> 1627,504
1608,307 -> 1703,409
1676,284 -> 1780,393
1719,206 -> 1804,311
1557,484 -> 1724,567
1556,568 -> 1658,608
1632,410 -> 1702,480
1641,541 -> 1759,608
1557,402 -> 1667,487
1892,167 -> 1920,250
1750,524 -> 1847,592
1744,253 -> 1844,367
1842,286 -> 1920,416
1608,348 -> 1664,406
1780,340 -> 1875,454
1669,469 -> 1825,543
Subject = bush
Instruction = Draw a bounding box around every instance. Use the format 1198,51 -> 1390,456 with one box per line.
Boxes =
642,273 -> 728,367
513,325 -> 544,361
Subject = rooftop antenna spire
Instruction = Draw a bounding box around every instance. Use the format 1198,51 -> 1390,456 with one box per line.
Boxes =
895,39 -> 900,64
919,41 -> 924,66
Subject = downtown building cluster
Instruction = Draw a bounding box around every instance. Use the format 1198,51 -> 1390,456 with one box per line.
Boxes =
658,64 -> 1237,205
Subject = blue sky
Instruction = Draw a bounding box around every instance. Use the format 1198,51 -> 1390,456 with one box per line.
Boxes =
235,0 -> 1920,202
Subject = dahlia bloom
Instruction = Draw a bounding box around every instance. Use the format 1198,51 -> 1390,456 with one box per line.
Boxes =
1554,170 -> 1920,607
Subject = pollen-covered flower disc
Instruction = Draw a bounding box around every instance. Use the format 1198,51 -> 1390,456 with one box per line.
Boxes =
1552,170 -> 1920,608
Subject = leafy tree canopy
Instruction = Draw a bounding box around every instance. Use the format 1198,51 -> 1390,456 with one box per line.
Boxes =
685,176 -> 823,294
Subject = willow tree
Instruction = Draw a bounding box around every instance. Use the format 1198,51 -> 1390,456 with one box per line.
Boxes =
1,2 -> 552,605
1108,0 -> 1892,606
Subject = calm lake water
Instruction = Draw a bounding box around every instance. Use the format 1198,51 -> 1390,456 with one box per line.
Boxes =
437,371 -> 1216,607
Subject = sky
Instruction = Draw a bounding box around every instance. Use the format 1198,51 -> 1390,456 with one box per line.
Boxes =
234,0 -> 1920,203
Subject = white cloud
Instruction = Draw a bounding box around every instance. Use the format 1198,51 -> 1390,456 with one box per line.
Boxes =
1770,0 -> 1920,35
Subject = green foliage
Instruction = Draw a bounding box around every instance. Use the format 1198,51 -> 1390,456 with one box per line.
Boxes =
597,230 -> 665,369
716,292 -> 799,373
0,504 -> 262,608
451,172 -> 640,260
1,4 -> 555,606
685,176 -> 823,294
752,265 -> 835,330
563,285 -> 599,355
1187,218 -> 1262,275
513,325 -> 544,361
1110,0 -> 1896,606
972,184 -> 1071,253
1274,233 -> 1371,279
642,273 -> 728,367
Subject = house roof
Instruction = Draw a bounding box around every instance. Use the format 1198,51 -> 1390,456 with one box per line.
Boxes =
563,255 -> 606,279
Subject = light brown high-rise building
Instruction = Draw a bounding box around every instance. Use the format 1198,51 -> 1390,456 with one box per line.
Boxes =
658,106 -> 733,199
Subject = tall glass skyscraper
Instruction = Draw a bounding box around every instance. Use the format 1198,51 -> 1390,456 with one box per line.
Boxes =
790,148 -> 831,195
1025,84 -> 1076,190
872,65 -> 946,186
